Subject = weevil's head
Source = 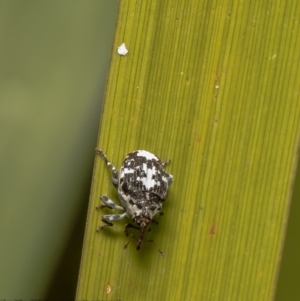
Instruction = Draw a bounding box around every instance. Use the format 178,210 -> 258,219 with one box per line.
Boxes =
133,215 -> 151,250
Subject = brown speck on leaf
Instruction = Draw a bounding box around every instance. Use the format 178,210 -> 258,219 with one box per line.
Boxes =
195,135 -> 201,144
210,221 -> 217,235
105,283 -> 112,295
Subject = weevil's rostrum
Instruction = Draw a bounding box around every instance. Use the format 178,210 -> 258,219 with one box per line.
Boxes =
96,149 -> 173,251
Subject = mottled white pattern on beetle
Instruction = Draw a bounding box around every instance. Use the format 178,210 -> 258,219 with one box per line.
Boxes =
123,168 -> 134,174
140,164 -> 161,188
136,150 -> 159,161
97,148 -> 174,253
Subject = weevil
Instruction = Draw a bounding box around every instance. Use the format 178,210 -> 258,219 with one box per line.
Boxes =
96,149 -> 173,252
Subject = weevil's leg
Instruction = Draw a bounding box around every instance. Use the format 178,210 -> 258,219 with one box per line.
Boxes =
110,171 -> 118,187
161,159 -> 173,185
161,159 -> 171,168
124,223 -> 140,236
95,148 -> 118,186
97,212 -> 127,231
96,195 -> 124,211
165,173 -> 173,186
124,234 -> 163,254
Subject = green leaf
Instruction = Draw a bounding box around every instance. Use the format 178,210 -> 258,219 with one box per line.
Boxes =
77,0 -> 300,300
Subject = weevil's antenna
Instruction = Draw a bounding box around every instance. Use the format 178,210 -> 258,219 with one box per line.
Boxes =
124,234 -> 135,250
144,239 -> 164,257
123,234 -> 164,257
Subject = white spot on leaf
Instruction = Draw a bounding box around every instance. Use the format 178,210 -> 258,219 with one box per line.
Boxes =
117,43 -> 128,56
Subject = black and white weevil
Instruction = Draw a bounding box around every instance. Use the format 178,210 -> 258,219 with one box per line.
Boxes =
95,148 -> 173,253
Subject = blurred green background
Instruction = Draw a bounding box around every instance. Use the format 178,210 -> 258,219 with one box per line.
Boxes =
0,0 -> 118,299
0,1 -> 298,300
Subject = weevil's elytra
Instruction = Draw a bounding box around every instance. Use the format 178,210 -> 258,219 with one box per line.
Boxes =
95,148 -> 173,252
